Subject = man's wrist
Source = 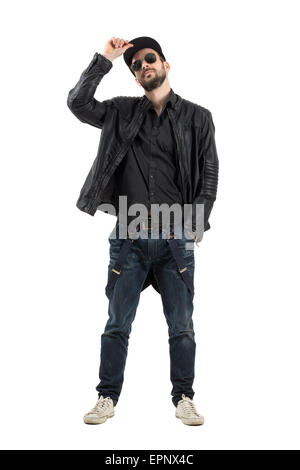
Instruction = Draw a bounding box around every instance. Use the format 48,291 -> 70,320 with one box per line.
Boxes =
101,53 -> 114,63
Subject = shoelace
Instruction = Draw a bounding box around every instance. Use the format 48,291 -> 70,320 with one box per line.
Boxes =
179,395 -> 201,417
89,396 -> 112,413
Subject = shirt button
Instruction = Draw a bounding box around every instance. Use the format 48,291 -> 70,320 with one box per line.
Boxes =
150,192 -> 154,196
150,175 -> 153,178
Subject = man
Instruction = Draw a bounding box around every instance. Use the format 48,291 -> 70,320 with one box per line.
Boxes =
67,36 -> 219,426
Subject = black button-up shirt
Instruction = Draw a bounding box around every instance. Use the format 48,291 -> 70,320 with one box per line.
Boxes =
114,88 -> 184,228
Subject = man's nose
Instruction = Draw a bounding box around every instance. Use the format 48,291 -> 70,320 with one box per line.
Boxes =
142,60 -> 152,70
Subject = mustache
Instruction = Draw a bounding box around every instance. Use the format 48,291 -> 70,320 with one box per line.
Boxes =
143,69 -> 155,77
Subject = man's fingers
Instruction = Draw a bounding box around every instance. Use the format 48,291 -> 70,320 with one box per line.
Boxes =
112,37 -> 131,48
187,231 -> 197,241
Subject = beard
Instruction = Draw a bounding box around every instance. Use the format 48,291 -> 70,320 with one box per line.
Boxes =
139,67 -> 167,92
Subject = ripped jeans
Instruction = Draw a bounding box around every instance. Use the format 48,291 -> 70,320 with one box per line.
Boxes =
96,221 -> 196,407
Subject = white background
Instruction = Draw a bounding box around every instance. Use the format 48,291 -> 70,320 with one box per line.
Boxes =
1,0 -> 299,450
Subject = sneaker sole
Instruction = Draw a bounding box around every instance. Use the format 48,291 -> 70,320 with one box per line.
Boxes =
83,413 -> 114,425
176,415 -> 204,426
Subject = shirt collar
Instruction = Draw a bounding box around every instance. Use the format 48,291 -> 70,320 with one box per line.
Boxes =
144,87 -> 177,110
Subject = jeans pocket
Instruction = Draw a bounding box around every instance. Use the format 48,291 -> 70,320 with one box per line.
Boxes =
176,233 -> 195,257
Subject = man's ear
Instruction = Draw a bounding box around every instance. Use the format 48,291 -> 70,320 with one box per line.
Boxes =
135,78 -> 141,86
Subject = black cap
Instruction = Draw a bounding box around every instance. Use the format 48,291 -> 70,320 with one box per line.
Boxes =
123,36 -> 166,75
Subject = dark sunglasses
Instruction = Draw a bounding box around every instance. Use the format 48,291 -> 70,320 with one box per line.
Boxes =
130,52 -> 157,73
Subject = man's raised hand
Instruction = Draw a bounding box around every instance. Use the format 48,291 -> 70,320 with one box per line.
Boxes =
102,37 -> 134,62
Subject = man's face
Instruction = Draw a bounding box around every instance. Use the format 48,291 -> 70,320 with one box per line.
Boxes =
131,48 -> 168,92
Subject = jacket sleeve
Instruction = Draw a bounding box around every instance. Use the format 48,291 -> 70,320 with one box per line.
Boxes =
67,52 -> 114,129
192,110 -> 219,236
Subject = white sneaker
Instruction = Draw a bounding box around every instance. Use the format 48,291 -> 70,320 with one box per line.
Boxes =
175,394 -> 204,426
83,395 -> 115,424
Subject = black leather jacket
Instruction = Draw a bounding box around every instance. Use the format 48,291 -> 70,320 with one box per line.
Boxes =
67,52 -> 219,235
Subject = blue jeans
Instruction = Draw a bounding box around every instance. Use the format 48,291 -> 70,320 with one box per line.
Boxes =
96,222 -> 196,407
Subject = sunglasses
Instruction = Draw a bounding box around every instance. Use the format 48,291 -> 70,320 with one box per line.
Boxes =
130,52 -> 158,73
